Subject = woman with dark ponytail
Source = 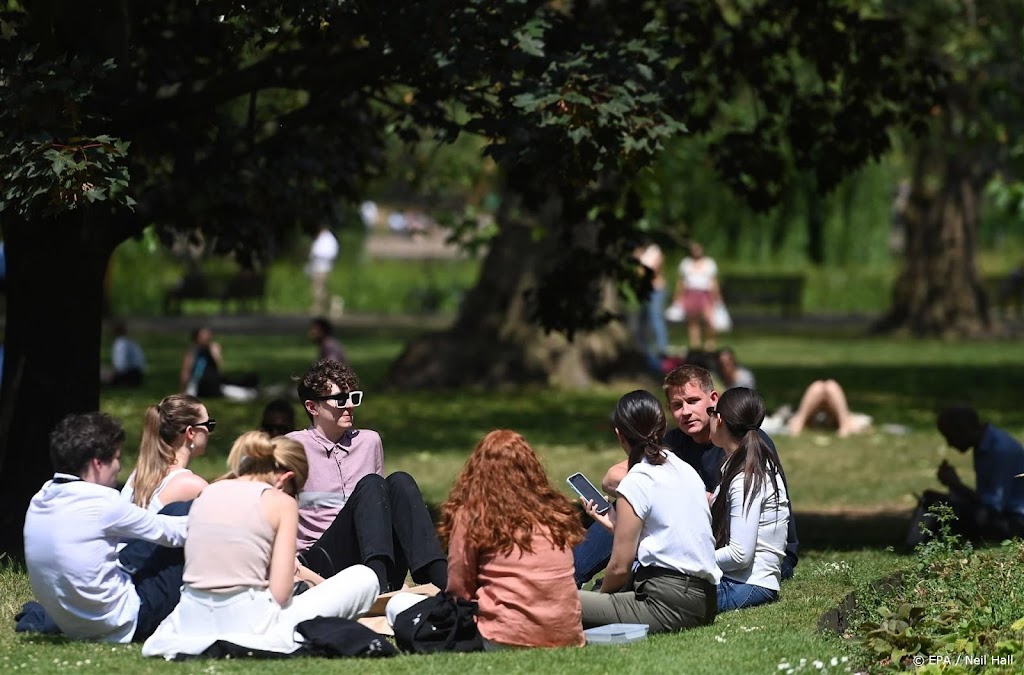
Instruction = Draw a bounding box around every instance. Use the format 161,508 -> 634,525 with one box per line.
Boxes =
578,390 -> 720,634
708,387 -> 790,611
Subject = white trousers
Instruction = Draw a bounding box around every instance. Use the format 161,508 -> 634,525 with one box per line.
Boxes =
143,564 -> 378,658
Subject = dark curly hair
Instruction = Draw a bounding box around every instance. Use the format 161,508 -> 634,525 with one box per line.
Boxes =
296,358 -> 361,421
50,412 -> 125,475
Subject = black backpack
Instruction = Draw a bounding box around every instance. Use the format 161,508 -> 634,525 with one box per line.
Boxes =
392,593 -> 483,654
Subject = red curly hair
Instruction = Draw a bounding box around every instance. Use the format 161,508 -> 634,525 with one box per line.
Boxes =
439,430 -> 585,556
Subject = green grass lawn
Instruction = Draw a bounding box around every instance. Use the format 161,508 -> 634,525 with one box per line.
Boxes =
3,324 -> 1022,673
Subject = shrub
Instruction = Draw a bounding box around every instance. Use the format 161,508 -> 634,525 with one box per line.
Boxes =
853,505 -> 1024,672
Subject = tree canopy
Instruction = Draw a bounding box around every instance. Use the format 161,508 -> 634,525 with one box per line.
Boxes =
0,0 -> 941,553
1,0 -> 939,326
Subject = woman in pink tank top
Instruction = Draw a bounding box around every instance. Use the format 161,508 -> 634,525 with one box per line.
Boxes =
142,431 -> 378,658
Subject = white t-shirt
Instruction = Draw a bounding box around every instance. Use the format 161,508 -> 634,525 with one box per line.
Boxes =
308,230 -> 339,274
616,453 -> 722,585
679,257 -> 718,291
712,469 -> 790,591
24,475 -> 187,642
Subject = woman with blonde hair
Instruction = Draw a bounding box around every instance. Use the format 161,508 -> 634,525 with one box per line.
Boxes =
122,394 -> 212,512
387,429 -> 586,649
142,431 -> 379,658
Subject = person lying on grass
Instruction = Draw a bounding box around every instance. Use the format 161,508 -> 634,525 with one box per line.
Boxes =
579,390 -> 720,634
142,431 -> 378,658
708,387 -> 791,612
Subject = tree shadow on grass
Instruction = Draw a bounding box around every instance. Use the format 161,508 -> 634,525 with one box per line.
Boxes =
794,509 -> 913,552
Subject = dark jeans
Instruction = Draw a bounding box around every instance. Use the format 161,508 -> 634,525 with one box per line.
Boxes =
119,500 -> 192,642
300,472 -> 445,592
573,521 -> 614,588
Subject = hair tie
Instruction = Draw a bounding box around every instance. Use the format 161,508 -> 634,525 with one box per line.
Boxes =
746,425 -> 760,433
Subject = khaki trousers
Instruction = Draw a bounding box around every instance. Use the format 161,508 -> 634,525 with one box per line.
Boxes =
579,569 -> 716,634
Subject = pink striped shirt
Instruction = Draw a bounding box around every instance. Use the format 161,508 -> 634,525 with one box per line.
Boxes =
286,427 -> 383,550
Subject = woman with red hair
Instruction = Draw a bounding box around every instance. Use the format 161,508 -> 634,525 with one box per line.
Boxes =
389,429 -> 586,649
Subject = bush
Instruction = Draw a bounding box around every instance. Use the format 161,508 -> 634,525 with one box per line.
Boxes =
853,505 -> 1024,673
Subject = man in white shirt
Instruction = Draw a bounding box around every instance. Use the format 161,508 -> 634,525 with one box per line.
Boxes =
307,226 -> 339,315
24,412 -> 188,643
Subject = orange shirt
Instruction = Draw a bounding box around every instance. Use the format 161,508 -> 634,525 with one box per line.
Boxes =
446,519 -> 585,648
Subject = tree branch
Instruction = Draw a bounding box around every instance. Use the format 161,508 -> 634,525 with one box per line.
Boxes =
114,43 -> 382,133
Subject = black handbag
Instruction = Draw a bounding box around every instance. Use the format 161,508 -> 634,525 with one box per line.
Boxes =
392,593 -> 483,654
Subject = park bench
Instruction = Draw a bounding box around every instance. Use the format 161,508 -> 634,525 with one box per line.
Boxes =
719,274 -> 805,318
162,269 -> 267,315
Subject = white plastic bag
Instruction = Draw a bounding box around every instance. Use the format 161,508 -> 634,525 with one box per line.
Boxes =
664,302 -> 686,323
710,302 -> 732,332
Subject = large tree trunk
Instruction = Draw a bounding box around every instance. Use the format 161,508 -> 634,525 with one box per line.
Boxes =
874,143 -> 989,337
0,212 -> 114,559
386,214 -> 647,390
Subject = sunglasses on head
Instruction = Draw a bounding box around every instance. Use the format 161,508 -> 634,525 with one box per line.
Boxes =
183,419 -> 216,433
310,390 -> 363,408
706,407 -> 717,417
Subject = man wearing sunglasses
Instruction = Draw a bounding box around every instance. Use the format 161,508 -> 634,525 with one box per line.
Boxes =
286,358 -> 447,595
574,364 -> 799,587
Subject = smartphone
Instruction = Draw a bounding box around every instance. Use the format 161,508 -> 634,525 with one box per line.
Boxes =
567,472 -> 612,515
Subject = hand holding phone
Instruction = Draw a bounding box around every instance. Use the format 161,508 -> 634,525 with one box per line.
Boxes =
567,472 -> 611,515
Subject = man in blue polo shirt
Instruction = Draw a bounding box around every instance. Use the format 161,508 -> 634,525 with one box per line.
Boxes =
912,404 -> 1024,544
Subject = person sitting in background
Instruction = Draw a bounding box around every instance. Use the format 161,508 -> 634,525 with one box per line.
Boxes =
180,326 -> 259,401
260,399 -> 298,438
24,412 -> 188,643
708,387 -> 790,612
786,379 -> 871,437
908,404 -> 1024,546
308,316 -> 347,365
717,347 -> 755,391
578,390 -> 720,634
387,429 -> 586,649
121,394 -> 212,513
102,319 -> 146,388
142,432 -> 378,658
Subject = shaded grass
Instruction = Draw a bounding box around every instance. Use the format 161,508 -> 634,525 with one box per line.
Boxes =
100,325 -> 1024,536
